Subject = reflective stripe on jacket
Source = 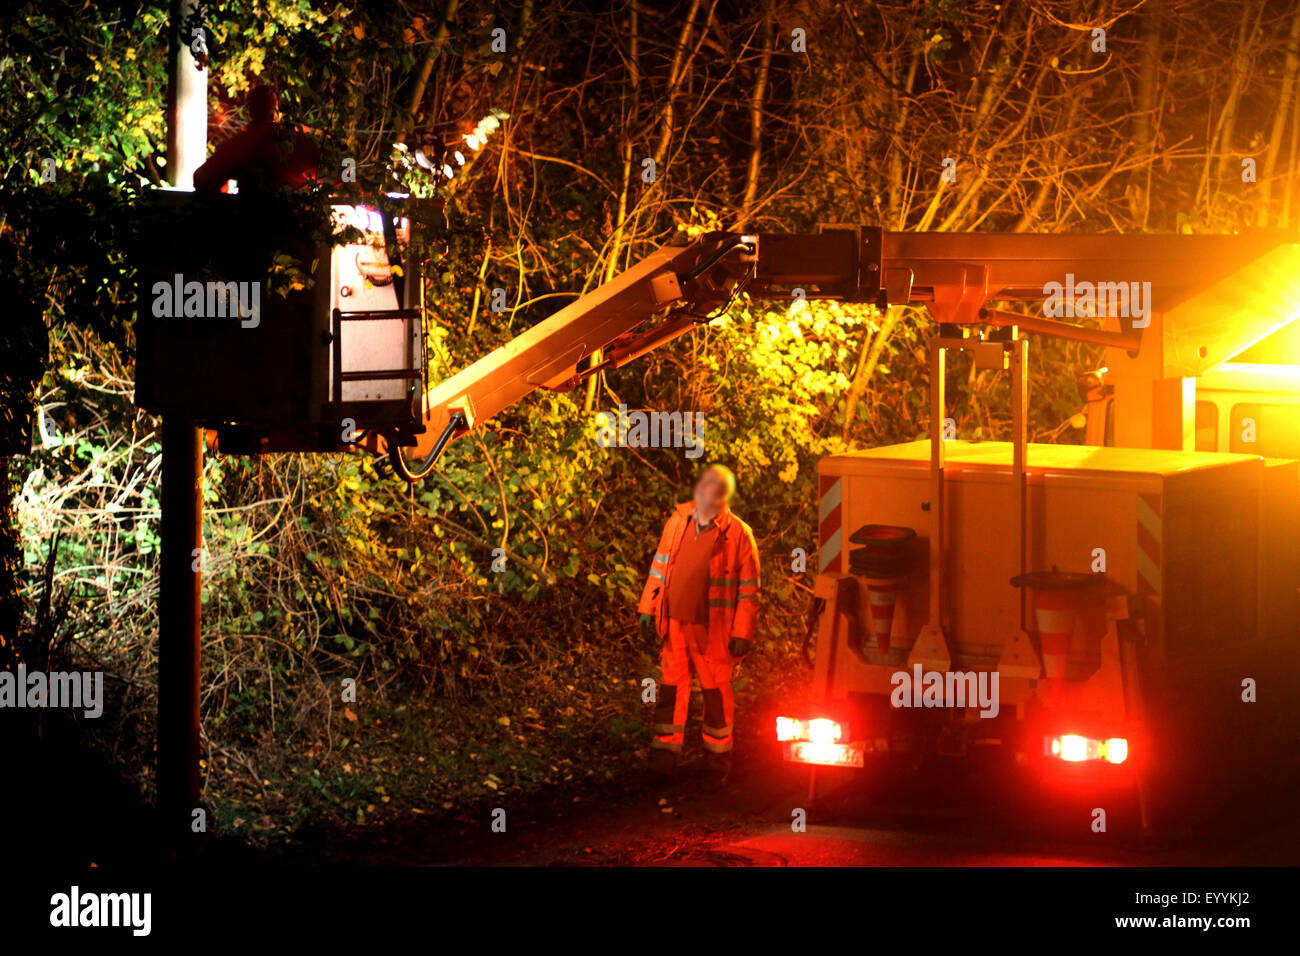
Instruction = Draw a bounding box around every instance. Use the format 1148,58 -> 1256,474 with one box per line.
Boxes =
637,501 -> 761,642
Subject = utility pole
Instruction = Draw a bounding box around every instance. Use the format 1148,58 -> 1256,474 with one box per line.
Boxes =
166,0 -> 208,191
158,0 -> 208,838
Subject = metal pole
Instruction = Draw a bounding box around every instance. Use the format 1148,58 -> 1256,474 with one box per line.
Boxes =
166,0 -> 208,191
928,345 -> 946,630
157,419 -> 203,830
1010,337 -> 1028,630
158,0 -> 207,834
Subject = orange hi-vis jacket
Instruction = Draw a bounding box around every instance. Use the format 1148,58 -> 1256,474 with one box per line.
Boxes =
638,502 -> 761,642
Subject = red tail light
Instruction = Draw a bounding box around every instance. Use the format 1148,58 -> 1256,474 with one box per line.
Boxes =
809,718 -> 843,744
775,716 -> 799,741
776,716 -> 845,743
1046,734 -> 1128,765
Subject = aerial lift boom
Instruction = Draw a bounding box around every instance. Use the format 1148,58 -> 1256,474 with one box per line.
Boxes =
368,225 -> 1300,479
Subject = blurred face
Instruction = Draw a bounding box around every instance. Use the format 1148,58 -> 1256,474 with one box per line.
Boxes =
693,468 -> 729,513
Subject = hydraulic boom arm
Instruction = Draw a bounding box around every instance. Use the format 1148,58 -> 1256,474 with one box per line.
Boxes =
369,225 -> 1300,478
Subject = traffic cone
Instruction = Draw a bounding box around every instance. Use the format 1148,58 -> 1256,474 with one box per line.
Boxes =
865,579 -> 901,654
1033,588 -> 1077,703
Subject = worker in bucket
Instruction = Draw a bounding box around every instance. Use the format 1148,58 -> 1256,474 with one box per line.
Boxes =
194,85 -> 320,194
638,465 -> 761,787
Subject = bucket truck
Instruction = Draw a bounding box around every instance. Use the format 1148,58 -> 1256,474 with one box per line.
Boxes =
137,207 -> 1300,830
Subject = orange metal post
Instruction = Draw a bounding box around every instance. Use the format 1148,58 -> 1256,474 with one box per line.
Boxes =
1011,337 -> 1028,630
928,345 -> 946,633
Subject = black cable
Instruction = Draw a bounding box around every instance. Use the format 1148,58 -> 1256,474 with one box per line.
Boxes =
677,236 -> 754,282
680,268 -> 754,323
389,411 -> 466,483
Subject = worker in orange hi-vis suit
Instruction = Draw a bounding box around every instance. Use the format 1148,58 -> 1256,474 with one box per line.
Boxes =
194,85 -> 321,195
638,465 -> 760,786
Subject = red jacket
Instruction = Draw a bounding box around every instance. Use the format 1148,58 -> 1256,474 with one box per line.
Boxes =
638,502 -> 761,642
194,121 -> 321,193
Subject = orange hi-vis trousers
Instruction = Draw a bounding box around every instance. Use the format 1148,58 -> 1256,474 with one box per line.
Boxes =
652,619 -> 735,755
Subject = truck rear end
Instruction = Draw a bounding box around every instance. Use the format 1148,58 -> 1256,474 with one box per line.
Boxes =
780,441 -> 1300,824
